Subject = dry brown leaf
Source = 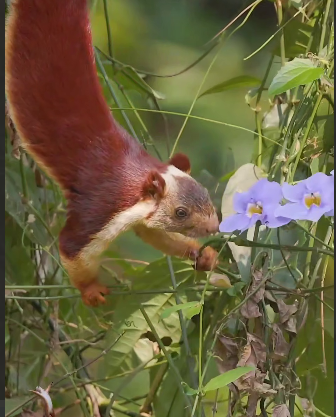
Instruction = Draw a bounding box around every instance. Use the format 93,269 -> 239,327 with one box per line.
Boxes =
218,335 -> 239,356
272,324 -> 290,360
277,299 -> 298,323
237,333 -> 266,370
283,316 -> 297,334
252,381 -> 277,396
241,299 -> 262,318
246,392 -> 259,417
241,270 -> 265,319
215,336 -> 239,373
300,397 -> 314,416
248,333 -> 267,367
237,342 -> 254,367
273,404 -> 291,417
234,367 -> 276,397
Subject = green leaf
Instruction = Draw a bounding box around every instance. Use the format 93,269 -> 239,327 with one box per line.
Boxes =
203,366 -> 255,392
310,158 -> 320,175
114,66 -> 165,100
184,303 -> 202,319
268,58 -> 324,96
227,282 -> 246,297
199,76 -> 261,99
219,169 -> 236,183
160,301 -> 200,320
103,292 -> 183,376
181,382 -> 198,396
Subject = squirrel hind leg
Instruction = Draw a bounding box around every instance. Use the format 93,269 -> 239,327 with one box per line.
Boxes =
59,212 -> 110,307
80,281 -> 109,307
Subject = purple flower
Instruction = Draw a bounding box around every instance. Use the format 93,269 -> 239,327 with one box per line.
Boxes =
274,172 -> 334,222
325,170 -> 334,217
220,179 -> 291,233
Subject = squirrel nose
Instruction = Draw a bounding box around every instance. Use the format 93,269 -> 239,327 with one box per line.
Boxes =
206,213 -> 219,235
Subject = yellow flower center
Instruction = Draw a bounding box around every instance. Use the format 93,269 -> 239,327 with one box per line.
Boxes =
247,202 -> 263,218
304,192 -> 322,209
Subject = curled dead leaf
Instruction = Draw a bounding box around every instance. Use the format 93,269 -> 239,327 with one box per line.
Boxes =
272,324 -> 290,360
273,404 -> 291,417
209,273 -> 232,289
29,385 -> 54,417
215,335 -> 239,373
277,299 -> 298,324
247,333 -> 267,367
218,335 -> 239,356
300,397 -> 314,416
283,316 -> 297,334
241,270 -> 265,319
246,392 -> 260,417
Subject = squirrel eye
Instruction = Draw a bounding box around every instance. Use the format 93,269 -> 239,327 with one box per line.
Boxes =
175,208 -> 188,218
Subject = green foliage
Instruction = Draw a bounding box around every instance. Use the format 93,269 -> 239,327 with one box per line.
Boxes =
198,75 -> 261,99
268,58 -> 325,96
202,366 -> 255,393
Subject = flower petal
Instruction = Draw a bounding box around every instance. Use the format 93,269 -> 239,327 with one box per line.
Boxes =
305,205 -> 330,222
325,209 -> 334,217
250,179 -> 283,205
282,182 -> 306,203
305,172 -> 330,193
241,213 -> 262,232
263,204 -> 291,228
219,214 -> 250,233
233,191 -> 252,214
264,213 -> 292,228
274,202 -> 309,220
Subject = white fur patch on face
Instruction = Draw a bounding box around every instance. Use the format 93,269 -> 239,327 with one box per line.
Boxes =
79,200 -> 156,262
161,165 -> 190,195
165,165 -> 190,178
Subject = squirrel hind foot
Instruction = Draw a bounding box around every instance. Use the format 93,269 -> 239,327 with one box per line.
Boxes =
80,281 -> 109,307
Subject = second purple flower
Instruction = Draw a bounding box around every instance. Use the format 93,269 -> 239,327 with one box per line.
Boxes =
274,172 -> 334,222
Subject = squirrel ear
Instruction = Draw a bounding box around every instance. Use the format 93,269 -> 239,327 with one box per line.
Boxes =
142,170 -> 166,200
169,153 -> 191,174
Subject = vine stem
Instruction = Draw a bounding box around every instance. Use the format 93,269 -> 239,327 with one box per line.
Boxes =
290,92 -> 323,181
252,54 -> 273,168
319,0 -> 332,53
102,0 -> 114,59
169,41 -> 222,157
139,306 -> 193,410
276,0 -> 286,67
167,256 -> 199,391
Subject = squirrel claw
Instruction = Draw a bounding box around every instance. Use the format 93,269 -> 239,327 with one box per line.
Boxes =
195,247 -> 218,271
80,282 -> 109,307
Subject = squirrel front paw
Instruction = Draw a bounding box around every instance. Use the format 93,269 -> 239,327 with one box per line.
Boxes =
195,247 -> 218,271
80,281 -> 109,307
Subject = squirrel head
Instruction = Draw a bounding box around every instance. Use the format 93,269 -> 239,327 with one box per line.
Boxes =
141,153 -> 219,238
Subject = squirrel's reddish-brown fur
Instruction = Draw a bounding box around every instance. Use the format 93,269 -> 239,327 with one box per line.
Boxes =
5,0 -> 219,306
